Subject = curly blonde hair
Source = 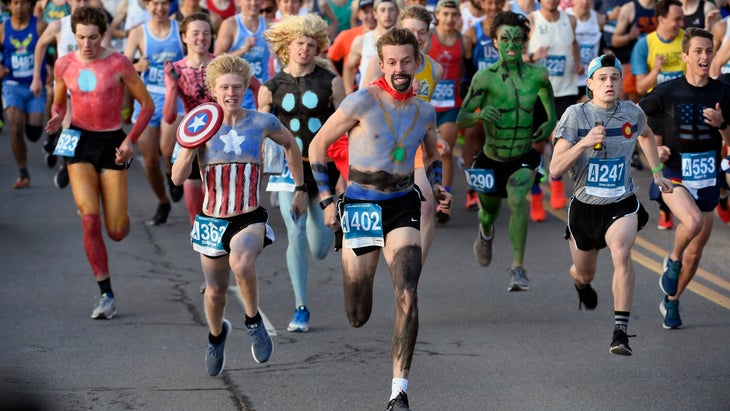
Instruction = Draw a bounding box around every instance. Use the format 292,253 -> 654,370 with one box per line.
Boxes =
263,14 -> 330,67
205,55 -> 252,95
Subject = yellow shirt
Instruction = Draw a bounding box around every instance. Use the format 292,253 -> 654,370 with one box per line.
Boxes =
646,30 -> 686,92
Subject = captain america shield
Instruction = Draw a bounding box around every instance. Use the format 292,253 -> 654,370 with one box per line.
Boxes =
177,102 -> 224,148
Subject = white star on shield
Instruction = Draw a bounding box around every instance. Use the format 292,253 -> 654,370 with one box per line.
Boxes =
188,113 -> 207,133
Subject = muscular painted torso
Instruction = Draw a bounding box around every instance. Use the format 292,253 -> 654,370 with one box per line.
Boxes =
55,51 -> 133,131
342,86 -> 436,200
471,63 -> 551,161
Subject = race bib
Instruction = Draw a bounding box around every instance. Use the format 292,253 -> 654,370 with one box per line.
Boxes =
541,55 -> 566,76
681,150 -> 716,189
579,44 -> 597,66
265,162 -> 295,192
53,128 -> 81,157
342,203 -> 384,249
585,157 -> 626,197
431,80 -> 455,108
464,168 -> 496,193
191,215 -> 229,257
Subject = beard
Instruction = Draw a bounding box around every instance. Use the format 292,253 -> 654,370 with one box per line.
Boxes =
390,73 -> 413,93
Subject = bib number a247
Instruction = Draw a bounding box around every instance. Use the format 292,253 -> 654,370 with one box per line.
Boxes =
585,157 -> 625,197
341,203 -> 384,249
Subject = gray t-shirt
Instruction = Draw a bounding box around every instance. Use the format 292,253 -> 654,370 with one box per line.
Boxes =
554,101 -> 647,205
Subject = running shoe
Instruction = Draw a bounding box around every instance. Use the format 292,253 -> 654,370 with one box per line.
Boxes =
508,266 -> 530,292
550,179 -> 566,209
473,225 -> 493,267
530,192 -> 546,222
435,204 -> 450,224
167,174 -> 183,202
43,134 -> 59,168
146,202 -> 171,226
91,293 -> 116,319
660,296 -> 682,329
246,319 -> 273,363
657,210 -> 674,230
660,256 -> 681,297
465,191 -> 479,211
575,283 -> 597,310
205,319 -> 230,376
717,197 -> 730,224
54,164 -> 69,189
386,392 -> 410,411
609,328 -> 632,356
287,306 -> 310,332
630,152 -> 643,170
12,176 -> 30,189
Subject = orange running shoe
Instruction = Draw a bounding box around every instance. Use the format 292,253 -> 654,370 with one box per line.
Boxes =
465,191 -> 479,210
530,192 -> 546,222
657,210 -> 674,230
550,179 -> 566,209
12,176 -> 30,189
717,197 -> 730,224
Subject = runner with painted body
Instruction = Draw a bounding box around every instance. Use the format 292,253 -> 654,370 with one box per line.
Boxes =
457,11 -> 557,291
309,27 -> 452,411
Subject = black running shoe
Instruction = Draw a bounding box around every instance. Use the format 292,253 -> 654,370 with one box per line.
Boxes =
386,392 -> 410,411
610,329 -> 632,356
575,283 -> 597,310
167,174 -> 183,202
146,202 -> 171,226
54,164 -> 69,189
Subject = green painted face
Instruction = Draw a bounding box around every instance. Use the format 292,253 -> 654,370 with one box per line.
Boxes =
496,25 -> 526,63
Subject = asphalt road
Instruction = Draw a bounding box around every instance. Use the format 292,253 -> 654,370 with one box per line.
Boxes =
1,134 -> 729,411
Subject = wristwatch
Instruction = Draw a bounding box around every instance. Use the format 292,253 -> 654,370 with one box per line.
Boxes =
319,196 -> 334,210
720,121 -> 728,131
294,184 -> 307,192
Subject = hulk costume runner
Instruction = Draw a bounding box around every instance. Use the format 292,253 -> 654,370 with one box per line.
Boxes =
456,11 -> 556,291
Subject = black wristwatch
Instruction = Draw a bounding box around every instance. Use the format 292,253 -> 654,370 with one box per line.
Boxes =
720,121 -> 728,131
319,196 -> 334,210
294,184 -> 307,192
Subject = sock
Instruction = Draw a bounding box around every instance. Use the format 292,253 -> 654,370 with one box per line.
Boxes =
19,168 -> 29,178
614,311 -> 630,333
390,378 -> 408,400
209,324 -> 227,344
245,312 -> 262,327
530,183 -> 541,195
98,278 -> 113,297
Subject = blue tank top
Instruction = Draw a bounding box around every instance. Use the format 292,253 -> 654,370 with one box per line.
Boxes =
142,20 -> 184,95
473,22 -> 499,70
230,15 -> 270,82
2,16 -> 45,84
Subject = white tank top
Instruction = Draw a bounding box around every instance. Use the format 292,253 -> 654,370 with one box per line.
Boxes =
570,9 -> 601,85
358,30 -> 378,89
57,15 -> 77,57
528,10 -> 577,97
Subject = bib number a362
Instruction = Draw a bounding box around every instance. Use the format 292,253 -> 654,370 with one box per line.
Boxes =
191,215 -> 229,256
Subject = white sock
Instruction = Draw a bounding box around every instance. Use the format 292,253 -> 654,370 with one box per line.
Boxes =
390,378 -> 408,400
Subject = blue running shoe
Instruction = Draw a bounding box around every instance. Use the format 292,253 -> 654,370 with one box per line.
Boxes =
246,319 -> 273,363
205,319 -> 230,376
287,306 -> 310,332
660,296 -> 682,329
660,257 -> 681,296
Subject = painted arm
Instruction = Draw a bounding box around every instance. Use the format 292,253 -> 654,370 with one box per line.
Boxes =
47,72 -> 69,134
456,74 -> 486,129
163,60 -> 179,124
533,74 -> 557,143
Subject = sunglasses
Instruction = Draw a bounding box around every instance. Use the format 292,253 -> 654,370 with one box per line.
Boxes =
260,6 -> 276,13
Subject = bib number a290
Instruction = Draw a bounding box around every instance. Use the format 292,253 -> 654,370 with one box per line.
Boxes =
342,203 -> 384,249
464,168 -> 496,193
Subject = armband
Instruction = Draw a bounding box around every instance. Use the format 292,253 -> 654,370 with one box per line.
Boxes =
311,163 -> 330,194
427,160 -> 443,187
651,163 -> 664,174
319,195 -> 334,210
